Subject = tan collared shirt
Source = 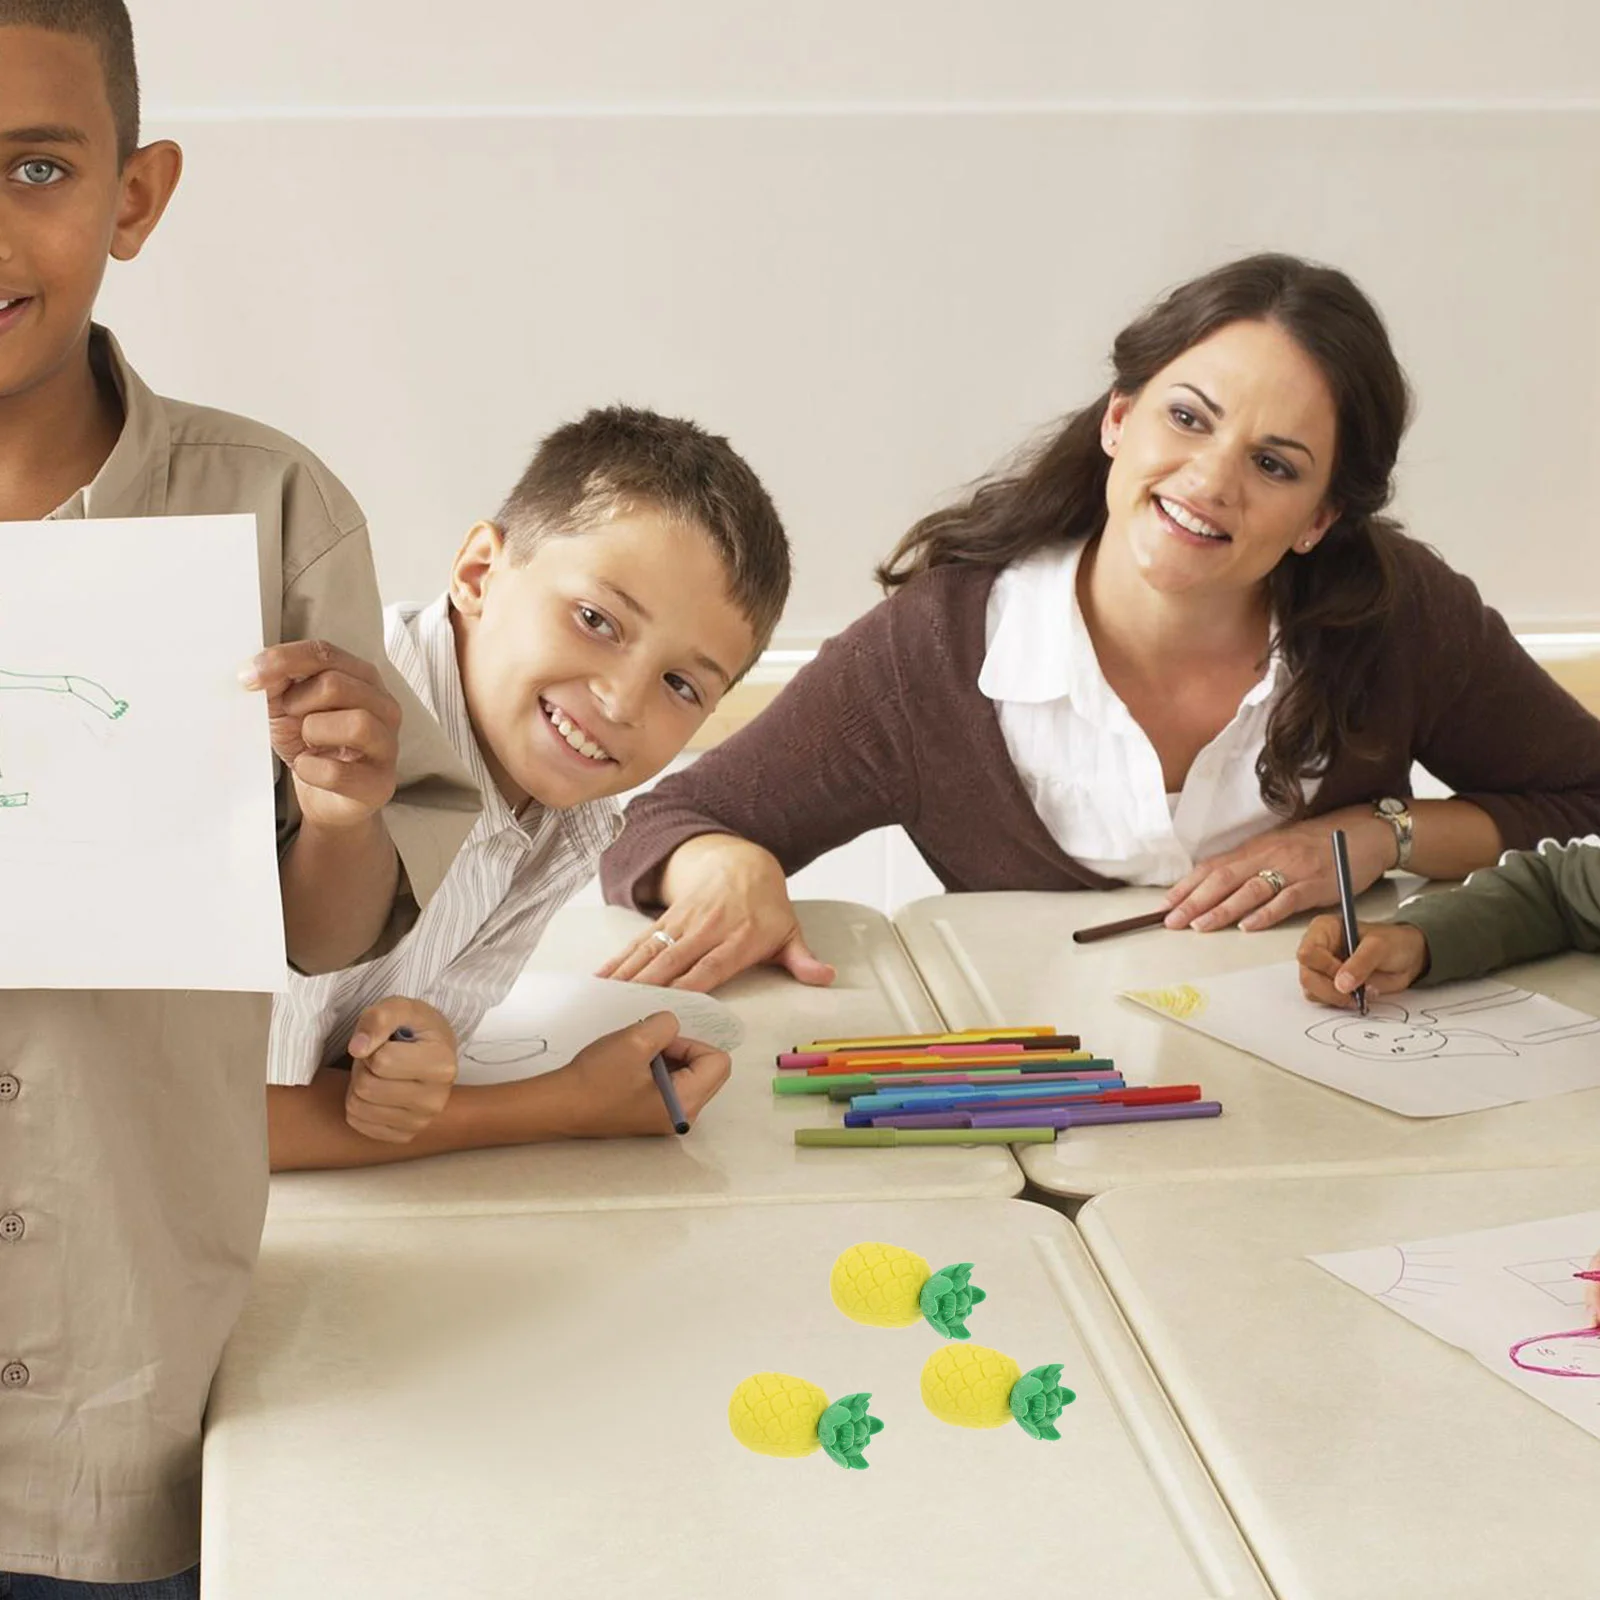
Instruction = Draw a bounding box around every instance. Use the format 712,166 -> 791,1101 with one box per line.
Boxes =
0,330 -> 480,1585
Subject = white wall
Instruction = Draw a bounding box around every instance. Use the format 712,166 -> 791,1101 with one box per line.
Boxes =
102,2 -> 1600,640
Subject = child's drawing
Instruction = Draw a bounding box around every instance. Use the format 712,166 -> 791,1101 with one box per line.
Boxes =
1508,1330 -> 1600,1379
0,669 -> 129,808
1124,962 -> 1600,1116
460,1036 -> 550,1071
1304,989 -> 1600,1061
1313,1210 -> 1600,1442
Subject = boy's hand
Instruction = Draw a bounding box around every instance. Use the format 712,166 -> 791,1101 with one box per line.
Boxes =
544,1010 -> 731,1137
598,835 -> 836,992
1297,916 -> 1430,1007
345,998 -> 458,1143
243,640 -> 401,829
1584,1249 -> 1600,1328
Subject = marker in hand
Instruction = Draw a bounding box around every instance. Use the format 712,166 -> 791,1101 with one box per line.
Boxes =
651,1052 -> 691,1135
1330,828 -> 1367,1016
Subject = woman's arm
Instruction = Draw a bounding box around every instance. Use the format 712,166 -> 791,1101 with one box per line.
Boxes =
597,597 -> 920,988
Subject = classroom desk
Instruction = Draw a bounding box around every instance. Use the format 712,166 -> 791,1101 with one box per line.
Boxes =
1078,1168 -> 1600,1600
894,884 -> 1600,1197
204,1199 -> 1271,1599
268,901 -> 1021,1220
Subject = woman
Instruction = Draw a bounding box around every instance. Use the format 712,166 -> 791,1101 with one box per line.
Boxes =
598,254 -> 1600,991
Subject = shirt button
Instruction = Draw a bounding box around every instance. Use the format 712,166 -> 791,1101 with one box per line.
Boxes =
1,1362 -> 28,1389
0,1213 -> 22,1242
0,1075 -> 18,1102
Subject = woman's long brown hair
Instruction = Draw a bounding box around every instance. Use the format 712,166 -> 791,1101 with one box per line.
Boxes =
877,253 -> 1412,815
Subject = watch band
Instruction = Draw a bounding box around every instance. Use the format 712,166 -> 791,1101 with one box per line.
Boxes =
1374,798 -> 1414,871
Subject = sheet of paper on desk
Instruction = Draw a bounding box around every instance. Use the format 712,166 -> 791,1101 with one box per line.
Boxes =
1123,962 -> 1600,1117
458,971 -> 745,1084
1312,1211 -> 1600,1444
0,515 -> 284,990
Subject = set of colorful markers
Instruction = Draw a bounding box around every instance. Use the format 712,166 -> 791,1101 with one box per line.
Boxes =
778,1026 -> 1222,1147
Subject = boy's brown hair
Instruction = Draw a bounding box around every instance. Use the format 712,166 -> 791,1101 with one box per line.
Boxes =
0,0 -> 139,163
497,405 -> 791,662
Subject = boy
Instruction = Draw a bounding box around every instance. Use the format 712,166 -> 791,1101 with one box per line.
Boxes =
266,405 -> 792,1170
1298,837 -> 1600,1327
0,5 -> 479,1594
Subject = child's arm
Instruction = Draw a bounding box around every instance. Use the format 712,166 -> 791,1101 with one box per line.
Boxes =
1391,838 -> 1600,984
244,640 -> 404,973
1297,838 -> 1600,1006
268,1011 -> 731,1172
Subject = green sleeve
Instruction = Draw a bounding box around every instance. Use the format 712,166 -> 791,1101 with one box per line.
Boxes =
1395,840 -> 1600,984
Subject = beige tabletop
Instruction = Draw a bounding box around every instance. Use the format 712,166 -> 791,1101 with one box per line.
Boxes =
269,901 -> 1021,1219
204,1198 -> 1271,1599
894,883 -> 1600,1197
1078,1167 -> 1600,1600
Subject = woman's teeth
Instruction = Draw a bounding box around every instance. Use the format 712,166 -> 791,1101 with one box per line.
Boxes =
1158,497 -> 1229,541
541,699 -> 611,762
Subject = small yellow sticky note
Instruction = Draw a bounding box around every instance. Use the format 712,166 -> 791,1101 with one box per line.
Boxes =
1125,983 -> 1208,1020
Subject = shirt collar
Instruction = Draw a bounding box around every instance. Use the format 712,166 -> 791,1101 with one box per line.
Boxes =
978,539 -> 1284,719
978,540 -> 1105,709
408,595 -> 622,848
48,326 -> 170,521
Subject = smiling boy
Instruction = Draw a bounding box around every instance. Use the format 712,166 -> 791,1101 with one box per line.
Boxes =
0,4 -> 479,1593
266,406 -> 792,1168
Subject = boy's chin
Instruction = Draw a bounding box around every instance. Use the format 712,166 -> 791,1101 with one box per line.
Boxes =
516,759 -> 626,809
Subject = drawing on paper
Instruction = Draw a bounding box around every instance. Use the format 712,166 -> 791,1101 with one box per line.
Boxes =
1304,989 -> 1600,1061
0,670 -> 129,808
1367,1246 -> 1461,1307
1505,1257 -> 1596,1308
1508,1330 -> 1600,1379
1124,983 -> 1207,1020
460,1036 -> 550,1070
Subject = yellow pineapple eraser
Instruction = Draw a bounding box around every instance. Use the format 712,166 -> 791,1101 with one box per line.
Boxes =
920,1345 -> 1074,1440
830,1243 -> 987,1339
728,1373 -> 884,1469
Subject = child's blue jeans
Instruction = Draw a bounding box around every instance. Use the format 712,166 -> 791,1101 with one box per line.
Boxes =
0,1570 -> 199,1599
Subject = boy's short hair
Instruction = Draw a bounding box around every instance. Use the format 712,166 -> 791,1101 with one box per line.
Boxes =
497,406 -> 791,660
0,0 -> 139,164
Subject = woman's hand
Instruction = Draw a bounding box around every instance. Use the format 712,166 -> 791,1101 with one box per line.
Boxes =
1164,807 -> 1397,933
597,834 -> 837,993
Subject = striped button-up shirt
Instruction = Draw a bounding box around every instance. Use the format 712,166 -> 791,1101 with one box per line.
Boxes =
268,596 -> 621,1085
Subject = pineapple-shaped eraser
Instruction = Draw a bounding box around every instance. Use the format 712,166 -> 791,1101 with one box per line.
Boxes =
728,1373 -> 885,1469
830,1242 -> 987,1339
921,1345 -> 1074,1440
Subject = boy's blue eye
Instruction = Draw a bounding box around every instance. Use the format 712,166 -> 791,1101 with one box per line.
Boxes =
14,159 -> 65,187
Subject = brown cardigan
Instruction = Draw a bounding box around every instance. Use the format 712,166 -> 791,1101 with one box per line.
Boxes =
601,535 -> 1600,909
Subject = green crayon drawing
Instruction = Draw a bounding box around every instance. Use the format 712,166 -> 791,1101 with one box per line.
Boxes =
0,671 -> 129,807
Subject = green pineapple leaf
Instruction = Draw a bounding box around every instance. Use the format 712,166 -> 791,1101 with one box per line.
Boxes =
819,1394 -> 883,1470
921,1263 -> 987,1340
1011,1364 -> 1074,1441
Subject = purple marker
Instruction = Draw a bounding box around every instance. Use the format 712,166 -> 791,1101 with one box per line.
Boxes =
868,1101 -> 1223,1131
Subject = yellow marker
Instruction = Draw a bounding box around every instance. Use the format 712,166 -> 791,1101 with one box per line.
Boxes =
804,1027 -> 1055,1050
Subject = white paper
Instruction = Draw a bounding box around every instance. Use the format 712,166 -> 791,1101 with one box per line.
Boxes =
0,516 -> 284,990
1313,1212 -> 1600,1443
1123,963 -> 1600,1117
458,971 -> 745,1084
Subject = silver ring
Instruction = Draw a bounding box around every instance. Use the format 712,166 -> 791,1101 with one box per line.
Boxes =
1255,868 -> 1288,895
649,928 -> 677,950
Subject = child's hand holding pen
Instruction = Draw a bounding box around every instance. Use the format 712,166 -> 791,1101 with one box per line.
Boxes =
1297,918 -> 1431,1007
1583,1251 -> 1600,1328
345,998 -> 458,1144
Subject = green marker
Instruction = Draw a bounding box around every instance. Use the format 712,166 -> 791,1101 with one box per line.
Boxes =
795,1127 -> 1054,1147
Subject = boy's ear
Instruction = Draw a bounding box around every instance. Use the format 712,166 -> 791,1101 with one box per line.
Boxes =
109,141 -> 183,263
450,522 -> 508,617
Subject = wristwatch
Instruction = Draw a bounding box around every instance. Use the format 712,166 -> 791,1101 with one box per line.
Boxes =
1373,796 -> 1414,871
